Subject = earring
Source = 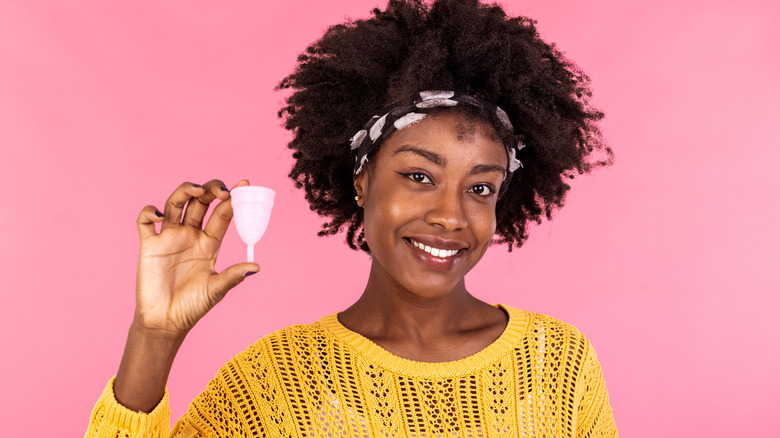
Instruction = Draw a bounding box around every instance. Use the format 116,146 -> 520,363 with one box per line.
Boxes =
355,195 -> 360,202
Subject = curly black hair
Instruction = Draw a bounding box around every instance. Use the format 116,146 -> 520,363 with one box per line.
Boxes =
277,0 -> 612,253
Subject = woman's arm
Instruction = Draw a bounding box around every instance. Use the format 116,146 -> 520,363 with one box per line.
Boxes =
85,179 -> 259,436
576,339 -> 619,438
114,322 -> 186,412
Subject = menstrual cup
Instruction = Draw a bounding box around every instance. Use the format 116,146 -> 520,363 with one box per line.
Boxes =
230,186 -> 275,262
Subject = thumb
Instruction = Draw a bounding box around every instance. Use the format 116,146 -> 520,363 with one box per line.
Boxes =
209,263 -> 260,299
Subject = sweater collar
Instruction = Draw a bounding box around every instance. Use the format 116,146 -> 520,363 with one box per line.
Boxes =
318,304 -> 530,378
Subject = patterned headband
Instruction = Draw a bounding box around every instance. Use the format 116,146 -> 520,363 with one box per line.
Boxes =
350,90 -> 525,178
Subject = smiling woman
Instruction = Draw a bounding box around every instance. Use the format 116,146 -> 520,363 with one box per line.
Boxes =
85,0 -> 617,437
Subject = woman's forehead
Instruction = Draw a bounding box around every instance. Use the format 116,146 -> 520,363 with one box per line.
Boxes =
388,112 -> 501,145
379,113 -> 507,164
428,108 -> 503,140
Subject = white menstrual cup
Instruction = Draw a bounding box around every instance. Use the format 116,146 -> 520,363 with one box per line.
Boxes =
230,186 -> 275,262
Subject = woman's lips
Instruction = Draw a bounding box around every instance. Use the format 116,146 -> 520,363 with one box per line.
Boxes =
406,238 -> 463,258
404,237 -> 466,271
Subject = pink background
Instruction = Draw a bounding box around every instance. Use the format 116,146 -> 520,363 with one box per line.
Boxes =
1,0 -> 778,436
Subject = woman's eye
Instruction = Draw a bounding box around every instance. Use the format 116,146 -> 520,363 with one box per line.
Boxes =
470,184 -> 494,197
411,173 -> 430,183
398,172 -> 432,184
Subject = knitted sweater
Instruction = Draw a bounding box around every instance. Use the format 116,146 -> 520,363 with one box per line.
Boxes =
86,305 -> 617,437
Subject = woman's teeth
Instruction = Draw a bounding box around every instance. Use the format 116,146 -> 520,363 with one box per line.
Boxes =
410,239 -> 459,258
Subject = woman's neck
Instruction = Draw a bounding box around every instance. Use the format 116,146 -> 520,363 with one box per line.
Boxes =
338,262 -> 508,362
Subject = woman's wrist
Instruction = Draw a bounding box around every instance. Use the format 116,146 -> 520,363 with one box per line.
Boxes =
114,321 -> 187,412
128,316 -> 190,343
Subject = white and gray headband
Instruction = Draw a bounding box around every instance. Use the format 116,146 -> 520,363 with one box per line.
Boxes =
350,90 -> 525,178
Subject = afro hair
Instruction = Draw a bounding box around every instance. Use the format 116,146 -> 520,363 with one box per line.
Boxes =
277,0 -> 612,253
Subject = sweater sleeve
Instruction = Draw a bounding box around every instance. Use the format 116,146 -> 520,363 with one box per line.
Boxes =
84,376 -> 173,438
85,354 -> 258,438
575,339 -> 618,438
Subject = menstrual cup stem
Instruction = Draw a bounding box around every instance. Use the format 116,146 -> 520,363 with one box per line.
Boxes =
247,244 -> 255,263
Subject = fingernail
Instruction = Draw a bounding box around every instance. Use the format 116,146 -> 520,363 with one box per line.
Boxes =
220,185 -> 229,192
244,271 -> 258,277
192,183 -> 202,188
155,209 -> 164,217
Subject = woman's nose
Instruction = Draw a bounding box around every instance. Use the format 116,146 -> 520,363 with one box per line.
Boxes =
424,189 -> 468,231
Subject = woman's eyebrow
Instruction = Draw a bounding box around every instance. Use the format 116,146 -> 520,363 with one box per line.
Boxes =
393,145 -> 505,176
393,145 -> 445,166
469,164 -> 506,177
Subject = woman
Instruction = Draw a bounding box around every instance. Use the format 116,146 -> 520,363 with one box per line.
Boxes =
86,0 -> 617,436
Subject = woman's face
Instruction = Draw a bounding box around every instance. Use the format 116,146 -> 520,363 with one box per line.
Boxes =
355,111 -> 507,298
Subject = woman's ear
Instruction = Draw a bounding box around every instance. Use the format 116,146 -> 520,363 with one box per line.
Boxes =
353,172 -> 367,208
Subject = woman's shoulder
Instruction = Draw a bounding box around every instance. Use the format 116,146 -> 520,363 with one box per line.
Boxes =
499,304 -> 595,348
500,305 -> 606,382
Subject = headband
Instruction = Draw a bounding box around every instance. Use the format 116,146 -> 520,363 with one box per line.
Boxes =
350,90 -> 525,178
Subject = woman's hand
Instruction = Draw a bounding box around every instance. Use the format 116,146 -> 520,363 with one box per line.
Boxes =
134,179 -> 259,336
114,179 -> 258,412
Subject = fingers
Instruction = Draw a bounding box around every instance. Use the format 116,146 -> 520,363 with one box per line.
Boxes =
208,262 -> 260,301
161,182 -> 205,232
182,179 -> 231,229
137,205 -> 164,239
204,179 -> 250,242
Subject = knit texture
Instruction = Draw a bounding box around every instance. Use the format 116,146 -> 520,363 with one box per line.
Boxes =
86,305 -> 617,437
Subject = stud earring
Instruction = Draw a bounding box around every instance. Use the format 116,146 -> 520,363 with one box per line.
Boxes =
355,195 -> 360,202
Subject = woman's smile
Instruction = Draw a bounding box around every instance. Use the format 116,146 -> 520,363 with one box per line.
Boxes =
404,236 -> 467,271
406,236 -> 465,258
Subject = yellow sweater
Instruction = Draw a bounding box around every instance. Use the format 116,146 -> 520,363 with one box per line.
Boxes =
86,305 -> 617,437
